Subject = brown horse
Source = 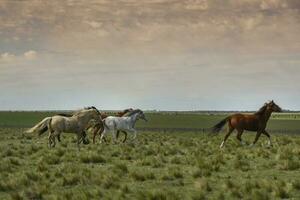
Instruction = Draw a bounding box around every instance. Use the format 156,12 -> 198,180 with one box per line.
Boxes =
212,101 -> 282,148
90,108 -> 133,143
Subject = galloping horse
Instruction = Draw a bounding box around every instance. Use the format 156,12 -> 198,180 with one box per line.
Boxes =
89,108 -> 133,144
25,107 -> 102,148
100,108 -> 133,120
100,109 -> 147,144
212,101 -> 282,148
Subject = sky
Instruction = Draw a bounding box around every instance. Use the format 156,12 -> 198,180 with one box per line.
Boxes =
0,0 -> 299,111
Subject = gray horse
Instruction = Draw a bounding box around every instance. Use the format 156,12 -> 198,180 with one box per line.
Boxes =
25,107 -> 102,148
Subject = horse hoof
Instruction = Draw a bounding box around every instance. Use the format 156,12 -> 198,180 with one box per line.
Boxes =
249,144 -> 255,148
267,142 -> 273,147
219,141 -> 225,148
240,141 -> 246,146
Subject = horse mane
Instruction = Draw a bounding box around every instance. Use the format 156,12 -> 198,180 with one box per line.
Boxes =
56,113 -> 73,117
254,103 -> 268,115
73,106 -> 101,116
124,109 -> 142,117
117,108 -> 133,116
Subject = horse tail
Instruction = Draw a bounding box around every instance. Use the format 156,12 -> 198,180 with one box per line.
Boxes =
25,117 -> 52,135
48,117 -> 53,133
211,117 -> 230,134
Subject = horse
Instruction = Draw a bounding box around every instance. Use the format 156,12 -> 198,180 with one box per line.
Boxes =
25,107 -> 102,148
100,108 -> 134,119
89,108 -> 133,144
100,109 -> 147,144
212,101 -> 282,148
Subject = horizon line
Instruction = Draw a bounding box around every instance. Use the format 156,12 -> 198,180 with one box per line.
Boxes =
0,109 -> 299,113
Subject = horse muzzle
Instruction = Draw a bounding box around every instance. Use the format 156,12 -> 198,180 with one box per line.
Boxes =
143,117 -> 148,122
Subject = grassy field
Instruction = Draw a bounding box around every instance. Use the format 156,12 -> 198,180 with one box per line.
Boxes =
0,111 -> 300,133
0,128 -> 300,199
0,112 -> 300,199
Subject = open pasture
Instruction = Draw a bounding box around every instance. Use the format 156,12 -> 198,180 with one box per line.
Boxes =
0,128 -> 300,199
0,112 -> 300,199
1,111 -> 300,133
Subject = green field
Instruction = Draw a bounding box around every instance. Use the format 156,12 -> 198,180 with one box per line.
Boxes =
1,128 -> 300,199
0,112 -> 300,199
1,111 -> 300,133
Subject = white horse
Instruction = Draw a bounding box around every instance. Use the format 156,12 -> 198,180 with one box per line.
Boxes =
100,109 -> 147,143
25,107 -> 102,148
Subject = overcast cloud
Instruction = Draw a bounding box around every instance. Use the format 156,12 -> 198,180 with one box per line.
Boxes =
0,0 -> 299,110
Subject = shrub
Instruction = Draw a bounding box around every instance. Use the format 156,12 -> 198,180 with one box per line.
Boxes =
278,159 -> 299,170
10,192 -> 23,200
9,157 -> 22,166
0,180 -> 15,192
170,156 -> 183,164
192,169 -> 211,178
25,171 -> 39,181
102,175 -> 120,189
112,162 -> 128,177
62,174 -> 81,186
292,180 -> 300,190
233,155 -> 250,171
42,154 -> 60,165
131,170 -> 155,181
194,178 -> 211,192
172,170 -> 184,179
191,191 -> 206,200
273,185 -> 289,199
81,152 -> 106,164
250,189 -> 270,200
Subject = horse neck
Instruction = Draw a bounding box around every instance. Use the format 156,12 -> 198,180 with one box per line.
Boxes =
128,113 -> 139,123
73,112 -> 98,123
117,112 -> 124,117
259,109 -> 273,122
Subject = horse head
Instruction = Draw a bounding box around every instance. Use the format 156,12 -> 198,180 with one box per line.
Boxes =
124,109 -> 147,121
267,100 -> 282,112
137,110 -> 148,122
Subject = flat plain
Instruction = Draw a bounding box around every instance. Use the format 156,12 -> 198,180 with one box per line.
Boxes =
0,112 -> 299,199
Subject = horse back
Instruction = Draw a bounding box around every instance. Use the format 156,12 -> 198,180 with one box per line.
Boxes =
229,113 -> 261,131
104,116 -> 131,130
51,116 -> 79,132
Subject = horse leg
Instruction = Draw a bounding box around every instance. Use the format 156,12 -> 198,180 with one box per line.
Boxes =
122,131 -> 127,143
48,132 -> 53,148
112,130 -> 117,144
132,129 -> 137,140
99,131 -> 107,143
236,129 -> 245,146
52,135 -> 56,147
98,127 -> 107,143
251,131 -> 262,147
220,127 -> 234,148
57,134 -> 61,142
100,130 -> 107,144
92,127 -> 101,144
51,135 -> 56,147
116,130 -> 120,139
77,133 -> 82,150
262,130 -> 272,146
80,131 -> 85,144
52,131 -> 61,147
93,128 -> 97,144
48,131 -> 56,148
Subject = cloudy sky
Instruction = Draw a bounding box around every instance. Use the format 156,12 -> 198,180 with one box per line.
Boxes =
0,0 -> 299,111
